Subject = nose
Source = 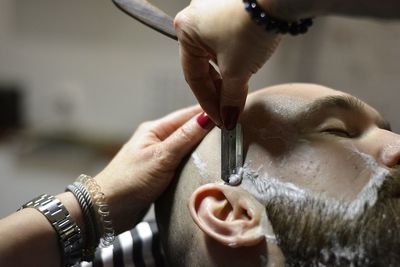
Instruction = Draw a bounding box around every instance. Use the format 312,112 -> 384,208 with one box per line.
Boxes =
379,131 -> 400,168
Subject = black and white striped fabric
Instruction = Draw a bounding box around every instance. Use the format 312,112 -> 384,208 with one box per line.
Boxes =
77,220 -> 165,267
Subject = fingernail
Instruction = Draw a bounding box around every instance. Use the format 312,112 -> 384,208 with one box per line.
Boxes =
196,112 -> 214,130
221,106 -> 240,130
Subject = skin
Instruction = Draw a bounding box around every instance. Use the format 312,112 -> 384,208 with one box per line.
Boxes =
156,83 -> 400,266
175,0 -> 400,127
0,106 -> 214,267
241,84 -> 396,202
196,83 -> 397,200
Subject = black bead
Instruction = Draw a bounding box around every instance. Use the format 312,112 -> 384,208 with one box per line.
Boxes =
289,23 -> 299,35
243,0 -> 313,35
249,3 -> 262,19
301,18 -> 313,27
256,12 -> 268,25
265,20 -> 276,31
298,24 -> 308,34
277,22 -> 289,34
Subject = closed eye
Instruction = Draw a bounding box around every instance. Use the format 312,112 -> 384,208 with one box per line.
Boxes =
323,128 -> 353,138
318,118 -> 357,138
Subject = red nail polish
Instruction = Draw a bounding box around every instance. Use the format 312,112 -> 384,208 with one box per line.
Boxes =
221,106 -> 240,130
197,112 -> 214,130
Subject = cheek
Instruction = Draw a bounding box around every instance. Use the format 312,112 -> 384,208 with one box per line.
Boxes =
273,141 -> 373,202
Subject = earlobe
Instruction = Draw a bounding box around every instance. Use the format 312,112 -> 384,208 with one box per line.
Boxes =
189,183 -> 271,248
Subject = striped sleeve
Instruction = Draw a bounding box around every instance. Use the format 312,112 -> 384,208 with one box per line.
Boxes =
77,220 -> 165,267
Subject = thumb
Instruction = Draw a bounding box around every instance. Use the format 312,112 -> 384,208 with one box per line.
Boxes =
219,75 -> 249,130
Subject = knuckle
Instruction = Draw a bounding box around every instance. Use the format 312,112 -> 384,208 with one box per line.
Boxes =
137,121 -> 153,132
174,8 -> 194,35
177,124 -> 195,144
174,11 -> 186,30
152,146 -> 176,169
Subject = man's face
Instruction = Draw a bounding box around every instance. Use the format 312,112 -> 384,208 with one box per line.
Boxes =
235,84 -> 400,266
158,83 -> 400,267
241,84 -> 397,202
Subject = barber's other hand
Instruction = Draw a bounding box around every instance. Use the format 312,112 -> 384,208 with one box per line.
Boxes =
175,0 -> 281,129
94,106 -> 214,233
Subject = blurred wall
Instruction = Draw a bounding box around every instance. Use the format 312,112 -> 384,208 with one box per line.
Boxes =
0,0 -> 399,216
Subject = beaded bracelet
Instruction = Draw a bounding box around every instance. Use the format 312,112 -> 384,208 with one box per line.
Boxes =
76,174 -> 115,248
243,0 -> 313,35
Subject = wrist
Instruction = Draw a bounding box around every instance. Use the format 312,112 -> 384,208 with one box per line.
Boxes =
94,171 -> 150,233
57,192 -> 86,236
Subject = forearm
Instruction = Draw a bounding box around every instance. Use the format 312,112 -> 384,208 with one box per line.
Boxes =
95,171 -> 151,234
0,184 -> 147,267
0,192 -> 84,267
0,208 -> 60,267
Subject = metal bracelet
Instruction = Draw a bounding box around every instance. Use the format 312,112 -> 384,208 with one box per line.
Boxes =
19,194 -> 83,266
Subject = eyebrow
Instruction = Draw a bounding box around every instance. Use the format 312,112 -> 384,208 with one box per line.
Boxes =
300,95 -> 391,131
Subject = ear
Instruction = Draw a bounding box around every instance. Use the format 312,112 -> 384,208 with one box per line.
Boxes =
189,183 -> 273,248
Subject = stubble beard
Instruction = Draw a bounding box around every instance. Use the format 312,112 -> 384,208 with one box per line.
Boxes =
248,170 -> 400,266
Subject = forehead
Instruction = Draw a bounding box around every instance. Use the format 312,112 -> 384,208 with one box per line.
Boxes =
246,84 -> 382,122
247,84 -> 343,110
255,83 -> 342,98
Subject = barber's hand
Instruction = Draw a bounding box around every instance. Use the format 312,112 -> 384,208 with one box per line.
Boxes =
94,106 -> 214,233
174,0 -> 281,129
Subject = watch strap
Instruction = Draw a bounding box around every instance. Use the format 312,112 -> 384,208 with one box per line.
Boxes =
20,194 -> 83,266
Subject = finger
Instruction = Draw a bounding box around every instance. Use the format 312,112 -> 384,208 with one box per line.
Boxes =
178,39 -> 222,126
161,112 -> 215,164
150,105 -> 202,140
174,9 -> 221,126
219,75 -> 249,130
209,63 -> 222,94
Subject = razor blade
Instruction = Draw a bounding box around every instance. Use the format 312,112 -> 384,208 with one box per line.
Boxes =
221,124 -> 243,184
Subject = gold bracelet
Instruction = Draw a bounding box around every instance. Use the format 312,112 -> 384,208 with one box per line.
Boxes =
77,174 -> 115,247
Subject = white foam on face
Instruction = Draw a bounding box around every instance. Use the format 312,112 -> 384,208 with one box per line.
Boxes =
228,167 -> 244,185
191,152 -> 209,179
345,146 -> 389,219
240,163 -> 309,205
241,144 -> 390,220
239,161 -> 382,266
320,244 -> 366,267
265,234 -> 278,244
237,145 -> 390,266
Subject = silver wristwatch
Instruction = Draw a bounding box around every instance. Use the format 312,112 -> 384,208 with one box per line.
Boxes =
20,194 -> 83,266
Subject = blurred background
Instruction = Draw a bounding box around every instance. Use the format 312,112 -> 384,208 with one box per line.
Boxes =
0,0 -> 399,217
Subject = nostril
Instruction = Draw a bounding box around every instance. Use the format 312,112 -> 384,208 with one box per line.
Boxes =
381,144 -> 400,168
